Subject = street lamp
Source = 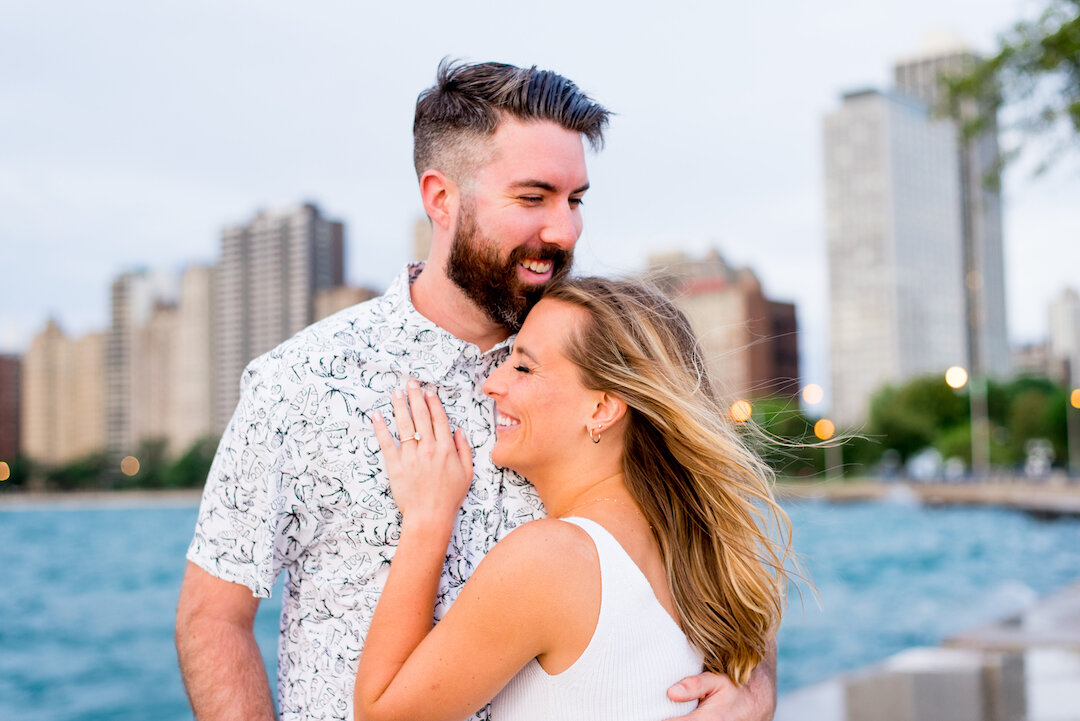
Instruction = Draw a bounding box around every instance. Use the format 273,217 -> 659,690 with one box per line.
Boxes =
1069,385 -> 1080,476
945,365 -> 990,478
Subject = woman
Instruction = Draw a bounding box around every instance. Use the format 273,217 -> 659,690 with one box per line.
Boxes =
354,277 -> 792,721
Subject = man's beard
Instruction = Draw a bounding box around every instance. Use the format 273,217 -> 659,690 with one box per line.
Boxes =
446,205 -> 573,332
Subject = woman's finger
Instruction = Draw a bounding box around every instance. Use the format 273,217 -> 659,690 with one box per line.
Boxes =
390,387 -> 416,444
406,379 -> 433,442
425,387 -> 452,444
372,412 -> 400,472
454,428 -> 473,478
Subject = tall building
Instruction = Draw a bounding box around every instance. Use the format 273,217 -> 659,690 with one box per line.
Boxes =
894,42 -> 1011,379
646,249 -> 800,401
0,354 -> 21,462
214,203 -> 345,430
825,88 -> 967,425
314,285 -> 379,322
106,269 -> 180,457
171,265 -> 216,453
22,320 -> 106,465
107,265 -> 217,458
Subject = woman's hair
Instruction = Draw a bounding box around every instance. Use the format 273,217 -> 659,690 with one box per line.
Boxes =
543,276 -> 793,685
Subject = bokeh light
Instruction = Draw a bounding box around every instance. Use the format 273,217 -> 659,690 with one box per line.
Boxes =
120,456 -> 140,477
0,461 -> 9,482
730,400 -> 753,423
1072,388 -> 1080,410
945,366 -> 969,389
814,418 -> 836,441
802,384 -> 824,405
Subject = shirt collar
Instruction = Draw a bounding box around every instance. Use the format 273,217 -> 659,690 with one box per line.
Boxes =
381,262 -> 514,378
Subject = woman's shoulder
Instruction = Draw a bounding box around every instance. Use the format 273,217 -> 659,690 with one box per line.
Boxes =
474,518 -> 599,589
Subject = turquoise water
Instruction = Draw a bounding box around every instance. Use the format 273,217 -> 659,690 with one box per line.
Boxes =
1,498 -> 1078,720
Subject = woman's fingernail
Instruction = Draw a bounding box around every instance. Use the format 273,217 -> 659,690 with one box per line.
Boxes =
393,388 -> 404,398
425,387 -> 436,397
407,378 -> 420,389
373,411 -> 383,422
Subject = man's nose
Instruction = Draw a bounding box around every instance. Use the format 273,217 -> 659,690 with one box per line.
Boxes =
539,204 -> 581,249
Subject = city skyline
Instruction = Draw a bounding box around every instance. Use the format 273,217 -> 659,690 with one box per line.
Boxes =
3,0 -> 1077,407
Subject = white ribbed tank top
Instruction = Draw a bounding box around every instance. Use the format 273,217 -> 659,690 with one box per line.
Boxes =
489,517 -> 703,721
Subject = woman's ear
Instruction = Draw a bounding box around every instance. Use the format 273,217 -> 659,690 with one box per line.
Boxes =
589,392 -> 627,434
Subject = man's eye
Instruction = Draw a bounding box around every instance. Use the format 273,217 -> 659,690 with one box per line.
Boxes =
520,196 -> 542,203
569,197 -> 584,208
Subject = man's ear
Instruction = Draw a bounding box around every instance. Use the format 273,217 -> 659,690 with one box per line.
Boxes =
589,392 -> 628,433
419,170 -> 456,231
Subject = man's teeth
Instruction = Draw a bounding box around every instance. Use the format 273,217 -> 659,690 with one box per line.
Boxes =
520,259 -> 552,273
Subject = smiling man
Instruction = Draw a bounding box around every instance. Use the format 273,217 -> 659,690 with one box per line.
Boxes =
175,60 -> 776,721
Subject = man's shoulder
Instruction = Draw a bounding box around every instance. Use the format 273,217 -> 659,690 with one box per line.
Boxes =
246,291 -> 395,377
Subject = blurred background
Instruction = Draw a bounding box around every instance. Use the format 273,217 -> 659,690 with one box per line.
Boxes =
1,1 -> 1078,720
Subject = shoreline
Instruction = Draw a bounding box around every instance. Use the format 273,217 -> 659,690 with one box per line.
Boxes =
0,488 -> 204,510
4,478 -> 1080,516
776,478 -> 1080,517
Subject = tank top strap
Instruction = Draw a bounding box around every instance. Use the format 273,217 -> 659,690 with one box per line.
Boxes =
559,516 -> 651,615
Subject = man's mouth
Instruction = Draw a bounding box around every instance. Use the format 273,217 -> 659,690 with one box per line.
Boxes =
519,258 -> 553,275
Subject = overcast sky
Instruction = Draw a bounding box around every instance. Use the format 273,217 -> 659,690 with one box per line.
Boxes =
2,0 -> 1074,403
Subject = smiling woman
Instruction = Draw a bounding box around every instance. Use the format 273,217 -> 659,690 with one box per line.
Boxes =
355,276 -> 793,721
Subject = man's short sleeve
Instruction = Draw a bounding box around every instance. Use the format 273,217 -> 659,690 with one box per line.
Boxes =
186,353 -> 319,597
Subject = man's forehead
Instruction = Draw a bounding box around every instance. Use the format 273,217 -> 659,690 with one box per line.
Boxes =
479,120 -> 589,187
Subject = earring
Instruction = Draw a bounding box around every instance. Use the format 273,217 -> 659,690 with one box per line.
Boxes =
588,426 -> 602,444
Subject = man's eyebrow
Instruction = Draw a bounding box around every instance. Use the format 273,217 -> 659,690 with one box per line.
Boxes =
510,180 -> 591,195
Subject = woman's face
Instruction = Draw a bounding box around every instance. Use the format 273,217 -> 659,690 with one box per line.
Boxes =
482,298 -> 598,477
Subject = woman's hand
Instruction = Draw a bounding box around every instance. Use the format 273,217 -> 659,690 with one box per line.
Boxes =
373,378 -> 473,531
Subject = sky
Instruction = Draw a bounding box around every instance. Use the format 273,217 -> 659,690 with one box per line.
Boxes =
2,0 -> 1075,405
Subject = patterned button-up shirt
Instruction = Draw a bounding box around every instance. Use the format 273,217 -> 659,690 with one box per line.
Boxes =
187,263 -> 545,721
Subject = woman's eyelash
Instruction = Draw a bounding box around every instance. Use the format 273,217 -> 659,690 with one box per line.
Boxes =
513,364 -> 531,374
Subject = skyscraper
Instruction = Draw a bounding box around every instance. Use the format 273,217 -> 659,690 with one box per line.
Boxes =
0,354 -> 21,463
106,269 -> 180,457
23,320 -> 106,465
646,249 -> 800,401
825,89 -> 967,425
894,43 -> 1011,380
214,203 -> 345,430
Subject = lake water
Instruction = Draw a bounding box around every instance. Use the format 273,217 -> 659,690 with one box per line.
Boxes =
2,496 -> 1078,720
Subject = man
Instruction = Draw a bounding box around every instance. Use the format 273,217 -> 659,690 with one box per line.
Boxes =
176,59 -> 777,721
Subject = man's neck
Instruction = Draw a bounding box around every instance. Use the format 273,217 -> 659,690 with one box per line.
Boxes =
409,264 -> 511,352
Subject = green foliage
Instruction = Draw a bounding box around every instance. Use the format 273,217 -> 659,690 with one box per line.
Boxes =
44,452 -> 110,490
10,436 -> 218,492
161,437 -> 218,488
744,396 -> 827,478
857,373 -> 1071,472
0,455 -> 35,491
867,376 -> 969,462
945,0 -> 1080,175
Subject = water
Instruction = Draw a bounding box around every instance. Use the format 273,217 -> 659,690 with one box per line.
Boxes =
1,498 -> 1078,720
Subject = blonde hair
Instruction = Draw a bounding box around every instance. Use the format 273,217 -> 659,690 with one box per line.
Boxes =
544,277 -> 792,685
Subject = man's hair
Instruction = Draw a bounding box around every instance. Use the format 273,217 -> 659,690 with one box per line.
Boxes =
413,59 -> 610,180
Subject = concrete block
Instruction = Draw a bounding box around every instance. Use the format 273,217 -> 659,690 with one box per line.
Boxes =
844,647 -> 1025,721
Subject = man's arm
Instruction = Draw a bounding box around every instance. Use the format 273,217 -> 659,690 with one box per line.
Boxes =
176,562 -> 276,721
665,640 -> 777,721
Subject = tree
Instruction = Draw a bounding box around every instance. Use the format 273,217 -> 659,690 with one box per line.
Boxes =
946,0 -> 1080,175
